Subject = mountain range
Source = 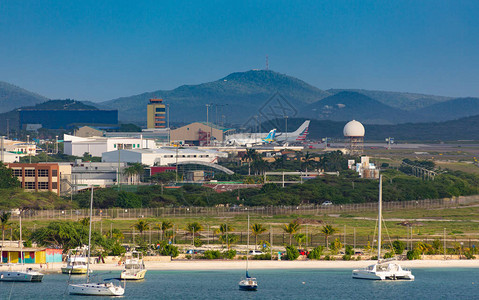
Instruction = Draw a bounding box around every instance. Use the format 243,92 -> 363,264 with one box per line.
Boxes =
1,70 -> 478,126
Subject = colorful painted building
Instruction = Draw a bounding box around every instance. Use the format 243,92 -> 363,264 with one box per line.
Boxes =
1,247 -> 62,264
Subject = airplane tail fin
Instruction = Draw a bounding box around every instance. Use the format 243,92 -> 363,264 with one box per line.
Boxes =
290,120 -> 310,141
262,129 -> 276,143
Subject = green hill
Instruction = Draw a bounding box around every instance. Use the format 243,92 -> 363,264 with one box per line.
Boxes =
100,70 -> 331,124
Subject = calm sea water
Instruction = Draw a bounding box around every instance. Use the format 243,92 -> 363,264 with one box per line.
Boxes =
1,268 -> 478,299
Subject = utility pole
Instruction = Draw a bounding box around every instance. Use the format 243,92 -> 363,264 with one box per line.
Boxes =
167,104 -> 170,145
55,135 -> 59,154
1,136 -> 4,163
27,135 -> 31,164
444,228 -> 446,260
284,116 -> 288,143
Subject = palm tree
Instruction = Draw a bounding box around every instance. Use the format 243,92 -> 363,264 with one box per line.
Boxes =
186,222 -> 203,243
132,219 -> 150,240
156,221 -> 173,241
250,223 -> 267,250
303,151 -> 315,174
282,221 -> 300,245
1,211 -> 11,261
243,149 -> 258,176
123,167 -> 136,185
321,225 -> 337,247
294,233 -> 308,249
215,223 -> 233,248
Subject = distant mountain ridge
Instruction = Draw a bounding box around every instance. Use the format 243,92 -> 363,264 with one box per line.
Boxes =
1,71 -> 479,126
0,81 -> 48,113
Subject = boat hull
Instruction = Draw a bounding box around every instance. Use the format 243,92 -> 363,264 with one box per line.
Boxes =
61,267 -> 88,275
239,284 -> 258,291
352,269 -> 415,281
120,269 -> 147,280
68,283 -> 124,296
0,271 -> 44,282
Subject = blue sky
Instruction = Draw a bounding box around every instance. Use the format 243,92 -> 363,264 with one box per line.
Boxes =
1,0 -> 478,101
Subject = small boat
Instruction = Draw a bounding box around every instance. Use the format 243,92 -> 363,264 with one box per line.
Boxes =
0,267 -> 44,282
352,175 -> 414,281
120,251 -> 147,280
239,271 -> 258,291
68,187 -> 125,296
69,279 -> 125,296
239,214 -> 258,291
62,248 -> 89,275
0,211 -> 44,282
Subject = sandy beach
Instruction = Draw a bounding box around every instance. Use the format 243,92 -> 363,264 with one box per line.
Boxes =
2,259 -> 479,273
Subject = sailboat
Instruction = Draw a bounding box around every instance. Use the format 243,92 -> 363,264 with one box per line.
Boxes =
352,175 -> 415,281
0,211 -> 44,282
238,214 -> 258,291
68,187 -> 125,296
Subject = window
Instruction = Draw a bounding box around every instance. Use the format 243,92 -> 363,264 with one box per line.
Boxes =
114,144 -> 117,148
13,169 -> 22,177
24,182 -> 35,189
52,170 -> 58,177
137,144 -> 140,148
38,182 -> 49,190
52,182 -> 58,189
25,169 -> 35,177
155,107 -> 166,112
38,169 -> 49,177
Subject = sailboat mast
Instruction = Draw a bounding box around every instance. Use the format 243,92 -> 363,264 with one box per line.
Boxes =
246,214 -> 249,272
19,211 -> 23,265
86,186 -> 94,283
377,175 -> 382,262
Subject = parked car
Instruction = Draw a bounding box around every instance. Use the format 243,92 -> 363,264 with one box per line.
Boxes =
186,249 -> 199,254
248,250 -> 264,256
321,201 -> 333,206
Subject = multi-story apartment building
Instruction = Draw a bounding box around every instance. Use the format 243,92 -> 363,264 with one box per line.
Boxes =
7,163 -> 72,195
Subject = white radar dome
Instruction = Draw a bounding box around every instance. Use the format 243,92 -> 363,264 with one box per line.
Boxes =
343,120 -> 365,137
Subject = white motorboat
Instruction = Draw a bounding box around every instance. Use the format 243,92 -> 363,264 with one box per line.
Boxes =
0,211 -> 44,282
352,175 -> 414,281
239,215 -> 258,291
68,187 -> 125,296
0,267 -> 44,282
62,248 -> 89,274
120,251 -> 147,280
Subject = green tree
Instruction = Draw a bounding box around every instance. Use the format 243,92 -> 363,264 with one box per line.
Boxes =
282,221 -> 300,245
0,162 -> 20,189
284,245 -> 300,260
132,219 -> 150,240
321,225 -> 337,247
250,223 -> 267,250
185,222 -> 203,243
243,149 -> 259,176
392,240 -> 406,255
215,223 -> 234,248
156,221 -> 173,241
307,246 -> 324,259
294,233 -> 308,249
329,238 -> 343,255
1,211 -> 11,260
151,172 -> 176,185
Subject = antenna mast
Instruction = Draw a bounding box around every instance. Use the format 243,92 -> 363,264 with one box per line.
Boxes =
265,55 -> 269,70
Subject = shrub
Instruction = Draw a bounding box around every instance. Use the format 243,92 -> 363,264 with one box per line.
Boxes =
342,254 -> 352,261
383,251 -> 394,259
185,255 -> 192,259
392,240 -> 406,255
329,238 -> 343,255
223,249 -> 237,259
308,246 -> 324,260
464,250 -> 476,260
407,249 -> 421,260
345,245 -> 354,256
203,250 -> 221,259
252,253 -> 271,260
284,245 -> 300,260
160,244 -> 179,258
322,255 -> 335,261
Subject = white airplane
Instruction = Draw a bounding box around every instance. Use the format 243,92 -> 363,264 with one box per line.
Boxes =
226,120 -> 310,146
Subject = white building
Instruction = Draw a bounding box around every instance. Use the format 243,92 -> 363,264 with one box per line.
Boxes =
70,160 -> 128,191
63,134 -> 156,157
101,147 -> 228,167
